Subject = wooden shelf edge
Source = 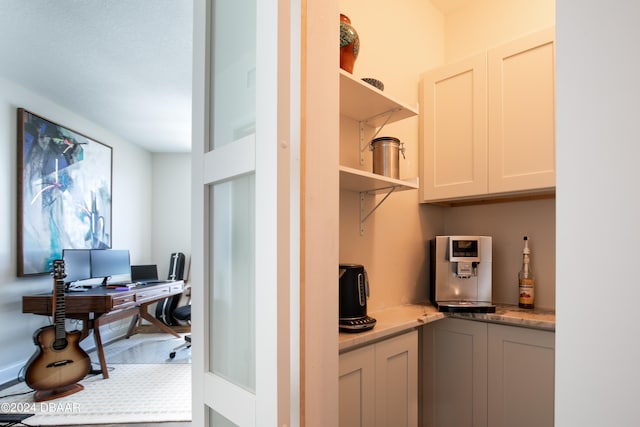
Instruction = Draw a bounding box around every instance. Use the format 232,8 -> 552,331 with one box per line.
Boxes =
339,70 -> 418,126
340,165 -> 419,193
421,189 -> 555,206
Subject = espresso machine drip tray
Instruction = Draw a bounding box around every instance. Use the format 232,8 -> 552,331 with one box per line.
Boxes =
339,316 -> 377,332
436,301 -> 496,313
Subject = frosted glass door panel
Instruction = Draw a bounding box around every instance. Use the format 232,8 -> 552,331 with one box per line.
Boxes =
210,408 -> 239,427
209,174 -> 256,392
210,0 -> 256,149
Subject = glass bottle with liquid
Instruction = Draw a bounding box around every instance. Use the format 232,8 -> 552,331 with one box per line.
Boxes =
518,236 -> 535,309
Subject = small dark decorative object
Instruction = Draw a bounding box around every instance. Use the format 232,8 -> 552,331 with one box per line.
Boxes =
361,78 -> 384,91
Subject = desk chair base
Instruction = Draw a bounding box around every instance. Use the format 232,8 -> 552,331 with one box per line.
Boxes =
169,335 -> 191,359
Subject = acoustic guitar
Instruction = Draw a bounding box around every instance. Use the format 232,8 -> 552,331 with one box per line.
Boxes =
25,259 -> 91,401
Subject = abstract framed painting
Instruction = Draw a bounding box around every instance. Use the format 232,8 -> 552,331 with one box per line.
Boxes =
17,108 -> 113,276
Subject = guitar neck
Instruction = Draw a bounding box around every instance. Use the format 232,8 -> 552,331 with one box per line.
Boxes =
52,260 -> 67,342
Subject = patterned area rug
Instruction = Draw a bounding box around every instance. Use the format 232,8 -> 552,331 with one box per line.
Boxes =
0,333 -> 191,425
0,363 -> 191,425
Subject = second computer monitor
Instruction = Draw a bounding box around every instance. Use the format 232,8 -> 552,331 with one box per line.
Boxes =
90,249 -> 131,284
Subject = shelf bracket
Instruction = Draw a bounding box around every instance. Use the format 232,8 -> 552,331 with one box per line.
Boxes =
359,108 -> 401,165
359,186 -> 397,235
359,121 -> 367,165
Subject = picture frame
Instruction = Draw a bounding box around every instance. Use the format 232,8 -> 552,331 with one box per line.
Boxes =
17,108 -> 113,276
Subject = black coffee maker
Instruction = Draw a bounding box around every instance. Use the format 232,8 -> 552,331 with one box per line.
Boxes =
339,264 -> 376,332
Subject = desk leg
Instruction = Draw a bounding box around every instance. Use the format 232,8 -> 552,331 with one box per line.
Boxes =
126,314 -> 139,338
74,314 -> 92,341
92,318 -> 109,380
91,308 -> 140,379
139,303 -> 181,338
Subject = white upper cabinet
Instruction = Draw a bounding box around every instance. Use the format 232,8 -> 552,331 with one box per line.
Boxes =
488,27 -> 556,193
419,53 -> 488,201
420,27 -> 555,203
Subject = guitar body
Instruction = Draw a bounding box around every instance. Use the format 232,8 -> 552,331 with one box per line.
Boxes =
25,325 -> 91,391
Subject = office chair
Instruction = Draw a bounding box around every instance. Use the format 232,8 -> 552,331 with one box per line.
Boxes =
169,288 -> 191,359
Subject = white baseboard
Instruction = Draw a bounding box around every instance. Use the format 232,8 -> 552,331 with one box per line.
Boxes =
0,360 -> 28,390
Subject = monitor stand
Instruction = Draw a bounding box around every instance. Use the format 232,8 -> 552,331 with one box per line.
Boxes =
67,277 -> 104,290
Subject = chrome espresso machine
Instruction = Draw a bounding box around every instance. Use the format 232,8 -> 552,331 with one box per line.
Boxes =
430,235 -> 496,313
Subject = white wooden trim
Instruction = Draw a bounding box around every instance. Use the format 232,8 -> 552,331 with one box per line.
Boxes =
190,1 -> 207,426
302,0 -> 340,425
254,0 -> 280,423
203,373 -> 256,425
288,0 -> 302,423
202,134 -> 256,185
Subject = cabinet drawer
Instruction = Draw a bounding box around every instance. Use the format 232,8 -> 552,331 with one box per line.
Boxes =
112,293 -> 136,310
169,283 -> 184,294
136,285 -> 171,303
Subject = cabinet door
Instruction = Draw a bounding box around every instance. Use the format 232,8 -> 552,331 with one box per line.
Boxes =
488,27 -> 556,194
487,324 -> 555,427
375,330 -> 418,427
420,54 -> 488,202
340,344 -> 376,427
422,318 -> 488,427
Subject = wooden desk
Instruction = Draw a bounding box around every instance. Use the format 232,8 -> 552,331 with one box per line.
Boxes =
23,280 -> 184,379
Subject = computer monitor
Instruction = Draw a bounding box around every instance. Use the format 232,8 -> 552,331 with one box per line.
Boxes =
61,249 -> 91,284
90,249 -> 131,285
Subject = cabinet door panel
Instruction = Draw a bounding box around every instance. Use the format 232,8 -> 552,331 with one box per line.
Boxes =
487,324 -> 555,427
375,331 -> 418,427
340,344 -> 376,427
488,28 -> 555,193
420,54 -> 488,201
423,318 -> 487,427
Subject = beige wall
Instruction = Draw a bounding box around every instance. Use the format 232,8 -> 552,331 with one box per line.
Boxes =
338,0 -> 556,311
151,153 -> 191,279
444,0 -> 555,63
445,199 -> 556,309
339,0 -> 445,311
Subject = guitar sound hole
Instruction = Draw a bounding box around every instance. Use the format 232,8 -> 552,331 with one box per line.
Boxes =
53,338 -> 68,351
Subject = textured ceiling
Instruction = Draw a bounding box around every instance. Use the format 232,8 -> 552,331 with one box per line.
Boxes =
0,0 -> 193,153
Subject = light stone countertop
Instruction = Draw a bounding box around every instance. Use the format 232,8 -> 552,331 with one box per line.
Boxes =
448,304 -> 556,331
339,302 -> 555,353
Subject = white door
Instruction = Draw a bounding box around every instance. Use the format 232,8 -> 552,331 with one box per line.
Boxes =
191,0 -> 299,425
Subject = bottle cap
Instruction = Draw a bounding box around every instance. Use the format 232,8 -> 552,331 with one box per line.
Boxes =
523,236 -> 530,254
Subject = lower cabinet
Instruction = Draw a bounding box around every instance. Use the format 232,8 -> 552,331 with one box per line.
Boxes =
422,318 -> 554,427
487,323 -> 555,427
339,330 -> 418,427
422,318 -> 488,427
